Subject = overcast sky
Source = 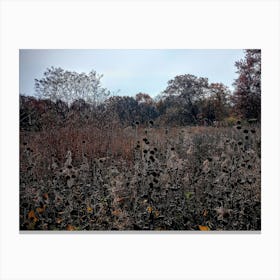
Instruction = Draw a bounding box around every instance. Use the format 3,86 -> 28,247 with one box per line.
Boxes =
19,49 -> 245,98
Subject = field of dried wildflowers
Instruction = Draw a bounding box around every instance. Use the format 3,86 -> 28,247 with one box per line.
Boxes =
20,123 -> 261,231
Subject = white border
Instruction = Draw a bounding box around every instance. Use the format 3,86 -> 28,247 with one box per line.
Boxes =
1,1 -> 280,280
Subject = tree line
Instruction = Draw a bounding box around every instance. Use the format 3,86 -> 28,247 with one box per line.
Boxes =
20,50 -> 261,131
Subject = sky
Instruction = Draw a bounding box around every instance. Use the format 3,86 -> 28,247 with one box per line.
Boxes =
19,49 -> 245,98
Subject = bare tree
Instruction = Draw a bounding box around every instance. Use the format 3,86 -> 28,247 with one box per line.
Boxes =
34,67 -> 110,106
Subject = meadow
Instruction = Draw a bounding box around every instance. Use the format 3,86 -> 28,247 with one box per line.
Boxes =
20,121 -> 261,231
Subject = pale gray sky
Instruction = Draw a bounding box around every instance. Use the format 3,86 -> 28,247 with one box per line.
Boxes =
19,49 -> 245,98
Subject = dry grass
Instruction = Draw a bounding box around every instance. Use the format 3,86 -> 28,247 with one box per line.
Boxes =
20,123 -> 261,231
